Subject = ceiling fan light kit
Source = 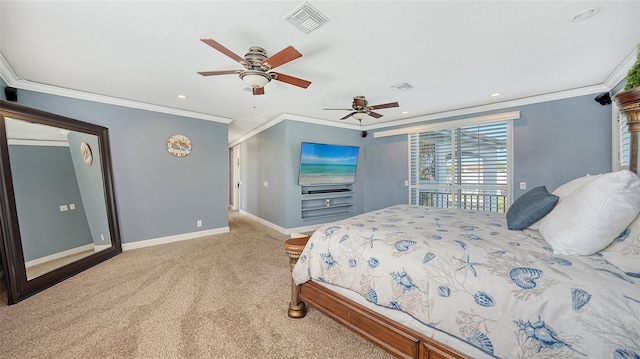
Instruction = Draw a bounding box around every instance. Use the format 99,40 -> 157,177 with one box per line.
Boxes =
240,71 -> 271,88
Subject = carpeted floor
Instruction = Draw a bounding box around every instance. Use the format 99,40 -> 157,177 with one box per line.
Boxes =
0,211 -> 392,358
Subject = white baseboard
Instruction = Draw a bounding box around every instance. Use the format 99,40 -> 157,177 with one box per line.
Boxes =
239,210 -> 287,233
25,243 -> 94,268
122,227 -> 230,251
94,244 -> 111,252
238,210 -> 321,235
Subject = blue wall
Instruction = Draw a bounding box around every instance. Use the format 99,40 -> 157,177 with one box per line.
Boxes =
361,94 -> 612,212
8,145 -> 93,261
238,92 -> 613,230
3,89 -> 229,244
239,119 -> 365,230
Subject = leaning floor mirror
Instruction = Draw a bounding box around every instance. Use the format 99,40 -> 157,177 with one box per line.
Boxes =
0,101 -> 122,304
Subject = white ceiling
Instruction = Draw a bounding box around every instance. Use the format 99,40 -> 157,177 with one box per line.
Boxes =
1,1 -> 639,145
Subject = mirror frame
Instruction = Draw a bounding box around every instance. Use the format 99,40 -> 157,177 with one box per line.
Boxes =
0,100 -> 122,304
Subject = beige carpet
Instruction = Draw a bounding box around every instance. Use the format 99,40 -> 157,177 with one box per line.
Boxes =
0,211 -> 391,359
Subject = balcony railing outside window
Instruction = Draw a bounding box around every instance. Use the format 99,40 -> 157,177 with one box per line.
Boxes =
417,191 -> 507,213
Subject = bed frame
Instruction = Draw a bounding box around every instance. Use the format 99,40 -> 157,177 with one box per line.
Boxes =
284,103 -> 640,359
285,237 -> 467,359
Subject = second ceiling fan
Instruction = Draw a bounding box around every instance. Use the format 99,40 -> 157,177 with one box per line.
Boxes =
324,96 -> 400,121
197,38 -> 311,95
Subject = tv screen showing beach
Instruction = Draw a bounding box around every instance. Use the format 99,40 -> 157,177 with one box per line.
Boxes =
298,142 -> 360,185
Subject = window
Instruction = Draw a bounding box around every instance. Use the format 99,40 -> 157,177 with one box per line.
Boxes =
409,122 -> 510,212
615,108 -> 631,170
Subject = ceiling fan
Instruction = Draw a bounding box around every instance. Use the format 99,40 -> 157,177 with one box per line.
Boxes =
324,96 -> 400,121
197,39 -> 311,95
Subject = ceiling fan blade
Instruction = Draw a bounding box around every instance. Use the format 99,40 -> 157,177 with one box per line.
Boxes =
369,102 -> 399,110
262,46 -> 302,70
270,72 -> 311,89
323,108 -> 354,111
200,39 -> 246,65
197,70 -> 241,76
340,112 -> 355,120
368,111 -> 384,119
253,87 -> 265,96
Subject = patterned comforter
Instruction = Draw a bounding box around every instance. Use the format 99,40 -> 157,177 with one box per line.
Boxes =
292,205 -> 640,358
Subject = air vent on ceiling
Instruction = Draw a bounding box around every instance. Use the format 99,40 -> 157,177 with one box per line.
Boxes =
391,82 -> 413,91
284,2 -> 329,34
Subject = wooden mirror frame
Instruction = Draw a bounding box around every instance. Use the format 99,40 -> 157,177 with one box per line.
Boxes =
0,101 -> 122,304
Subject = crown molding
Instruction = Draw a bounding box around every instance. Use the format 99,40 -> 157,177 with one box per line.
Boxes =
364,83 -> 609,133
0,53 -> 232,125
604,47 -> 638,89
228,112 -> 361,148
2,47 -> 635,146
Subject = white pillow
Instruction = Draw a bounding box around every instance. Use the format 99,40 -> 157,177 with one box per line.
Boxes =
527,174 -> 599,230
551,173 -> 601,198
538,170 -> 640,255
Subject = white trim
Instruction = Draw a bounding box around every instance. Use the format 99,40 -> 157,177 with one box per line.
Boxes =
239,209 -> 323,235
374,111 -> 520,138
612,100 -> 622,171
7,139 -> 69,147
122,227 -> 229,251
506,121 -> 514,205
0,54 -> 233,125
239,209 -> 287,234
365,87 -> 605,132
4,46 -> 636,147
604,47 -> 639,89
94,244 -> 111,252
228,112 -> 360,148
25,243 -> 94,268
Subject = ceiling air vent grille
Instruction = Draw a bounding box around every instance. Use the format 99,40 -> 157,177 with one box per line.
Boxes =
284,2 -> 329,34
391,82 -> 414,91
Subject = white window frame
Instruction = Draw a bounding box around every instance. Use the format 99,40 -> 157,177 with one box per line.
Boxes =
405,114 -> 515,211
612,99 -> 631,171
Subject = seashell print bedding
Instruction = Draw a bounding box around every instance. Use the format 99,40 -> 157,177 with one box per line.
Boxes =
292,204 -> 640,358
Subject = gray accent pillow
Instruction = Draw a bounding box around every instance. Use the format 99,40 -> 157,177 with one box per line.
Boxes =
507,186 -> 559,230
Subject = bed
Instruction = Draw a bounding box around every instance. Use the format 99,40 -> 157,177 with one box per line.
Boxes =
285,132 -> 640,358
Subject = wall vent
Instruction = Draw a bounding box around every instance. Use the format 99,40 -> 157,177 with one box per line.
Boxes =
284,2 -> 329,34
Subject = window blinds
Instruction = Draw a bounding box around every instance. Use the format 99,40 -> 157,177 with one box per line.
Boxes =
620,113 -> 631,170
409,122 -> 509,212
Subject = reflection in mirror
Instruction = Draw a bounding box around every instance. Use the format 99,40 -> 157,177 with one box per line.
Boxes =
0,101 -> 121,305
5,118 -> 112,280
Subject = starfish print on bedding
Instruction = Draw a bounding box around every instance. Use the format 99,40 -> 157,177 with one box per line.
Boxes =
453,255 -> 482,277
360,233 -> 380,248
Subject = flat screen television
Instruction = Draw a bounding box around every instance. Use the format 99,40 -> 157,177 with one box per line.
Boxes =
298,142 -> 360,186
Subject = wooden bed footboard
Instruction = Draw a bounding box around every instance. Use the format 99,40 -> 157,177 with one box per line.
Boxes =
284,237 -> 469,359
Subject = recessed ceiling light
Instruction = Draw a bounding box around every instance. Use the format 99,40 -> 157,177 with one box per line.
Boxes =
490,92 -> 501,97
177,94 -> 188,99
572,8 -> 599,22
402,111 -> 409,114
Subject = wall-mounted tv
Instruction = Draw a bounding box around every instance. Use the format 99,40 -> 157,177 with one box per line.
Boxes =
298,142 -> 360,186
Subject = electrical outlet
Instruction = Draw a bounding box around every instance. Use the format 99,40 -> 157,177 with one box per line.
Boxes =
519,182 -> 527,190
197,220 -> 202,227
69,203 -> 76,210
59,205 -> 69,212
